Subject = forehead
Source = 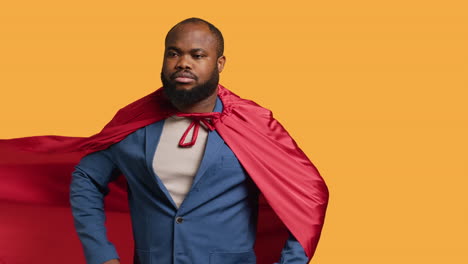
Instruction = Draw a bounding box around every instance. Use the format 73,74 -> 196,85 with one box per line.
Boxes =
165,23 -> 217,52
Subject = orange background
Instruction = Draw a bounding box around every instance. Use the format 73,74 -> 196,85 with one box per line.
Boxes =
1,1 -> 467,263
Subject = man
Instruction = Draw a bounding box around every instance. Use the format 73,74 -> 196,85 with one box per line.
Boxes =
70,18 -> 328,264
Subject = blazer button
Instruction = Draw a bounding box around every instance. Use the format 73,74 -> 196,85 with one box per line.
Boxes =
175,217 -> 184,224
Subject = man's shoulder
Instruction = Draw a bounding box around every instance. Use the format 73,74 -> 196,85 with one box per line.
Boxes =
219,86 -> 273,118
109,119 -> 164,150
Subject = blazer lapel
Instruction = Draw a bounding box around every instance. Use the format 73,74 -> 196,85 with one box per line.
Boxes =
190,129 -> 224,189
190,97 -> 225,189
144,120 -> 178,208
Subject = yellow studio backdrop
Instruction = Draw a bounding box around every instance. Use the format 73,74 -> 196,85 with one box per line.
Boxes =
1,1 -> 467,263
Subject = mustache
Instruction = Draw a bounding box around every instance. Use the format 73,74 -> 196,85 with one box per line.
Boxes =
170,71 -> 198,80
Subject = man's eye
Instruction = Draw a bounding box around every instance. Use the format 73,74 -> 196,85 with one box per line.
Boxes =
193,54 -> 205,59
167,51 -> 178,57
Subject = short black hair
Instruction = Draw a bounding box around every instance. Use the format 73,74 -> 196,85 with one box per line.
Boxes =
166,17 -> 224,57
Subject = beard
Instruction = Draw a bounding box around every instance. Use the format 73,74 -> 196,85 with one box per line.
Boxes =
161,68 -> 219,107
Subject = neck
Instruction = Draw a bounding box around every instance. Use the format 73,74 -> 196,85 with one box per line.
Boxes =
172,87 -> 218,113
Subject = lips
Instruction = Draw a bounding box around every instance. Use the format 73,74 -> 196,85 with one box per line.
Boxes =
174,77 -> 195,83
171,71 -> 197,83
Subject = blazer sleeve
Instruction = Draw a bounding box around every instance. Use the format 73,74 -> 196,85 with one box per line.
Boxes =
70,148 -> 121,264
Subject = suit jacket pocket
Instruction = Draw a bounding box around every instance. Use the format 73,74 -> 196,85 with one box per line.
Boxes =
209,249 -> 256,264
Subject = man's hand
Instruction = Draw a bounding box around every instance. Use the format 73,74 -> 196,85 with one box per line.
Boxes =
103,259 -> 120,264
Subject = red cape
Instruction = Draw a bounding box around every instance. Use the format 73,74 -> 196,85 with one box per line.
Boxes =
0,85 -> 328,264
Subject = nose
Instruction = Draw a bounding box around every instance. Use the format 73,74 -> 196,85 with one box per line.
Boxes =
175,55 -> 192,70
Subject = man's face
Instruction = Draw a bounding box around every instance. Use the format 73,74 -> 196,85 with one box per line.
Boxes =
161,23 -> 225,106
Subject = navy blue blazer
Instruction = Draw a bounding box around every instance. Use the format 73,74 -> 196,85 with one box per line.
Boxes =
70,98 -> 308,264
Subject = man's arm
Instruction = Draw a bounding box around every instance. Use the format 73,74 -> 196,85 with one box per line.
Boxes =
274,232 -> 309,264
70,149 -> 121,264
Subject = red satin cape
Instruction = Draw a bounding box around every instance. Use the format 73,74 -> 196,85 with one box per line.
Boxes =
0,85 -> 328,264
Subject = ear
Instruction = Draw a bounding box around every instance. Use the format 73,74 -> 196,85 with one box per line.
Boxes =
217,56 -> 226,73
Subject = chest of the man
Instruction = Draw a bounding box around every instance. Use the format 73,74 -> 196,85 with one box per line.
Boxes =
109,120 -> 256,211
